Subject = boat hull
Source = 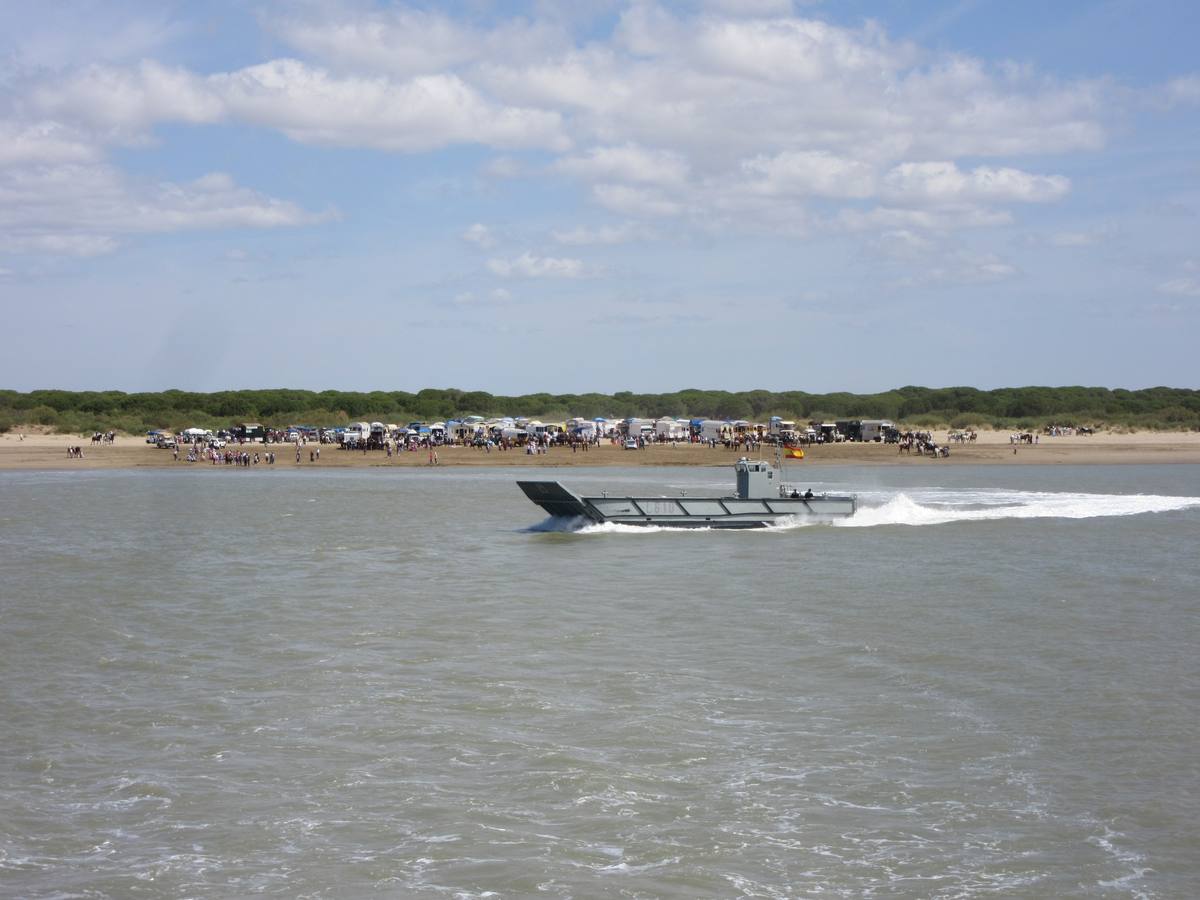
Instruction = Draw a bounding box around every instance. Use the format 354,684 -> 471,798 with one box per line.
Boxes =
518,480 -> 856,528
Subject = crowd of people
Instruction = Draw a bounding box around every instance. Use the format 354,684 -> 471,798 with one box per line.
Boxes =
196,448 -> 279,466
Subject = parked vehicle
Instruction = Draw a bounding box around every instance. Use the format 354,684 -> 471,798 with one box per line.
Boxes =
234,423 -> 265,442
860,419 -> 896,442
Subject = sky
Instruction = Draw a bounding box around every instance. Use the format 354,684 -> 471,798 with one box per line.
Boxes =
1,0 -> 1198,395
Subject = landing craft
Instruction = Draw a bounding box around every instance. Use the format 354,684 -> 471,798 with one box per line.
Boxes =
519,457 -> 856,529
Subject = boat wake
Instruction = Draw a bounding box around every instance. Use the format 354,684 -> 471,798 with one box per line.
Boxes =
529,490 -> 1200,533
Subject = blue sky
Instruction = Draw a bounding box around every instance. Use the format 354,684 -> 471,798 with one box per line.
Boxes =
1,1 -> 1197,394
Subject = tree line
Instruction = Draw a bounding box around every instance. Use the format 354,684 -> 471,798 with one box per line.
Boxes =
1,385 -> 1197,435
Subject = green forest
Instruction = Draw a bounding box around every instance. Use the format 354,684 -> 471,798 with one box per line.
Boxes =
2,386 -> 1198,435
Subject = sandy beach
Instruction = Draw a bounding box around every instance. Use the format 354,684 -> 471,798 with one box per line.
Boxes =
3,429 -> 1200,470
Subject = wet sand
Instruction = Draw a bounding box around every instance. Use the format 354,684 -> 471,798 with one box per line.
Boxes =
3,430 -> 1200,470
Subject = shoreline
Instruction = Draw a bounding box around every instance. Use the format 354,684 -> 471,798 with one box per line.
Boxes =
3,431 -> 1200,471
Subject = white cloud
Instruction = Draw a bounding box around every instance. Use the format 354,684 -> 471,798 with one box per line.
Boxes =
271,6 -> 482,76
552,222 -> 654,245
1160,75 -> 1200,107
468,4 -> 1099,235
895,60 -> 1106,157
487,252 -> 586,278
882,162 -> 1069,205
870,228 -> 935,260
1047,224 -> 1115,247
741,150 -> 875,198
463,223 -> 497,249
896,252 -> 1019,288
0,163 -> 329,256
699,0 -> 799,15
25,6 -> 1111,189
6,2 -> 1123,252
212,60 -> 569,152
700,0 -> 806,12
683,15 -> 905,84
0,121 -> 101,167
592,184 -> 683,217
1049,231 -> 1096,247
448,286 -> 513,306
0,233 -> 119,257
837,205 -> 1012,233
268,6 -> 566,77
1,4 -> 186,69
1157,277 -> 1200,298
481,156 -> 526,179
31,60 -> 223,133
555,144 -> 689,186
31,59 -> 570,153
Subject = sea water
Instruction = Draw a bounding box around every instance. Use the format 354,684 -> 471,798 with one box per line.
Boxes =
1,464 -> 1198,898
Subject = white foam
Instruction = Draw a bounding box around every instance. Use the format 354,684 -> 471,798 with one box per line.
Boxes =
528,516 -> 708,534
578,520 -> 710,534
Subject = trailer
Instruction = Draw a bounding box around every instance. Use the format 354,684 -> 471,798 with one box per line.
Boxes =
699,420 -> 732,442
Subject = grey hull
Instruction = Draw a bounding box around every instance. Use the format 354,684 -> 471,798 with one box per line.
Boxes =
518,480 -> 856,529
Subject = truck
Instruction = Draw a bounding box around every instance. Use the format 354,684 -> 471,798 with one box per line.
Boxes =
816,423 -> 842,443
234,423 -> 265,443
835,420 -> 862,442
860,419 -> 896,442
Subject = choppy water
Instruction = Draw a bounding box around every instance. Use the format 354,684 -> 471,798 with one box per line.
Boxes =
2,464 -> 1199,898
